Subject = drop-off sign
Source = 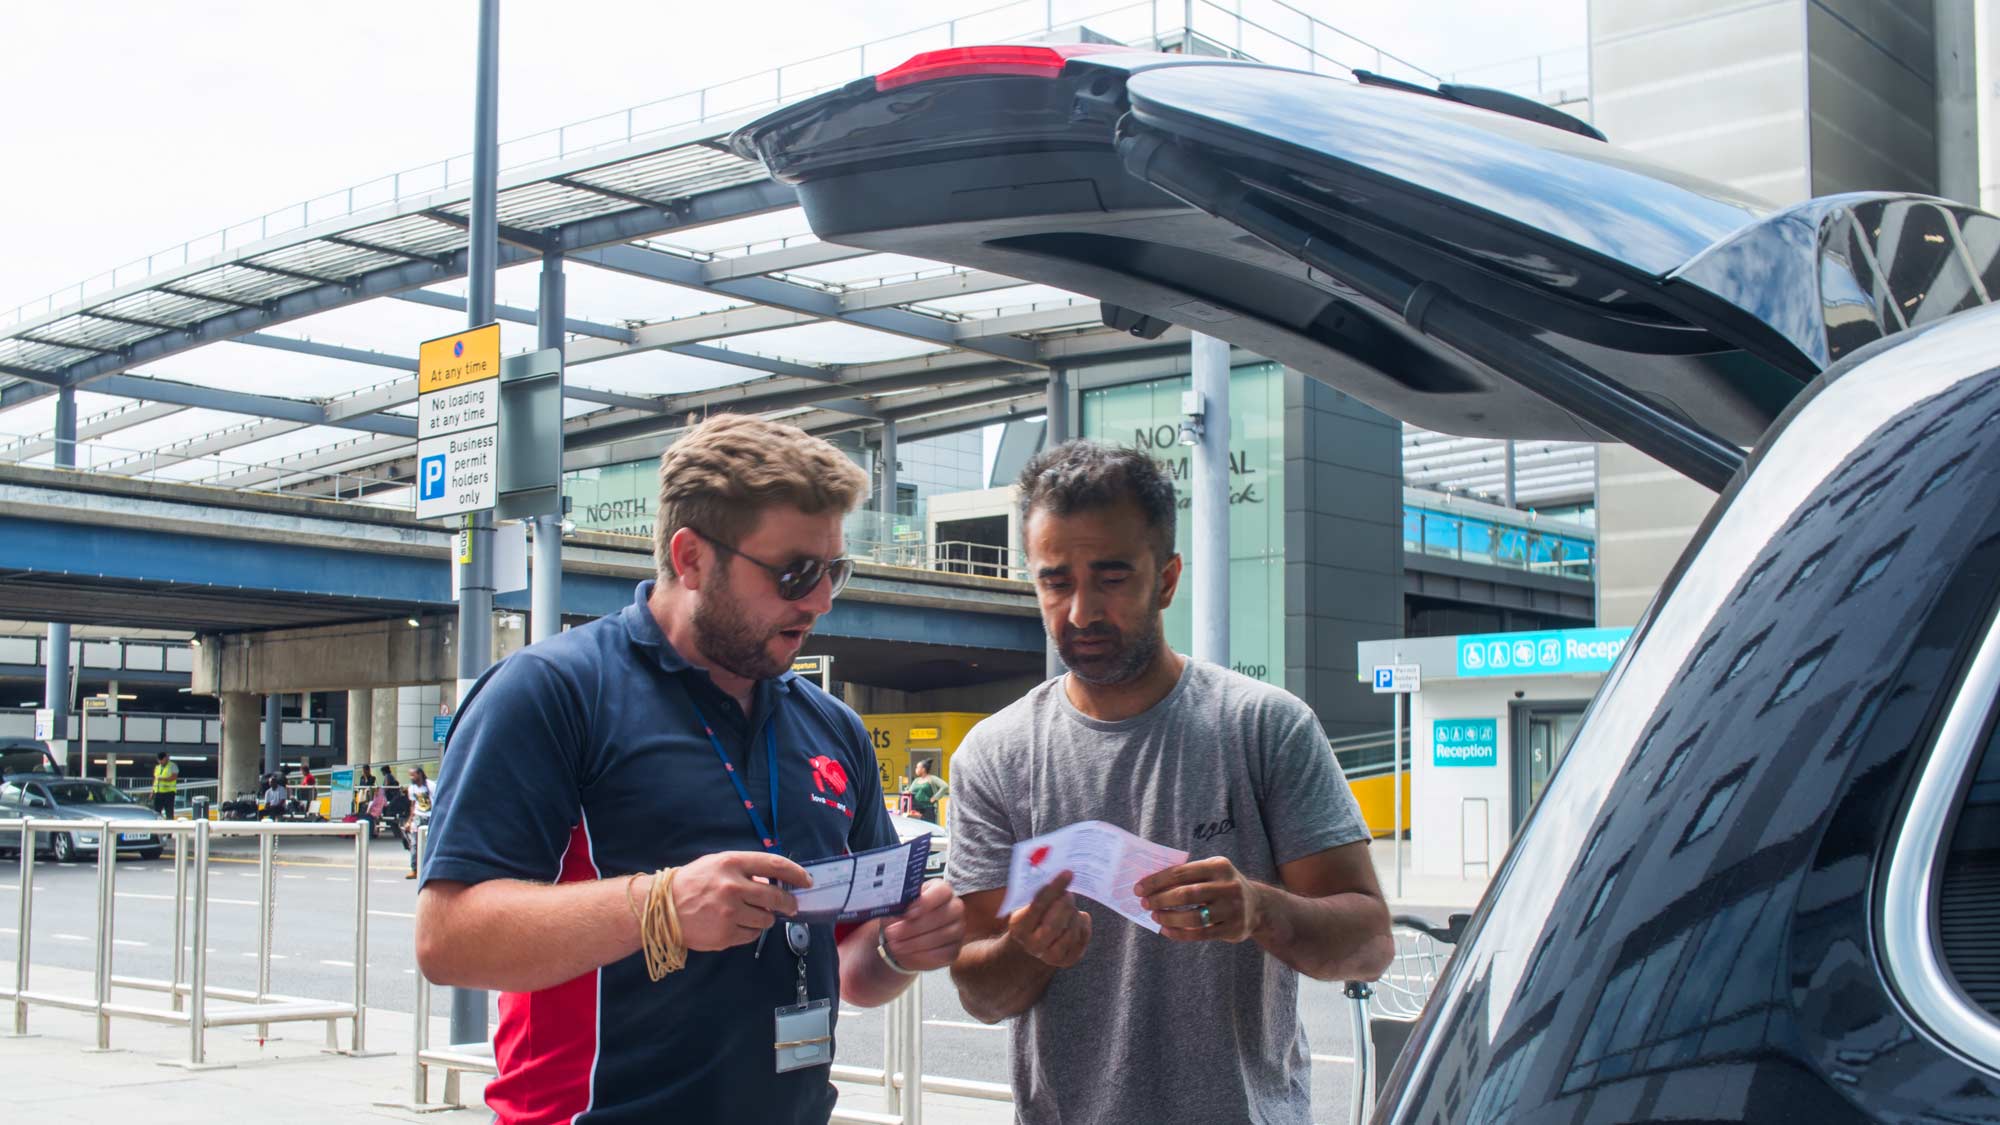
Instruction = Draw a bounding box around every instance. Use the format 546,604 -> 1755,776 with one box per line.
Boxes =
415,324 -> 501,521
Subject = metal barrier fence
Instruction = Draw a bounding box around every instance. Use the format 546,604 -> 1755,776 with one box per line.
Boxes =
0,815 -> 375,1067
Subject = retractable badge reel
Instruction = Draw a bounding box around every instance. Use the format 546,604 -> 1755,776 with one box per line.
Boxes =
774,921 -> 831,1072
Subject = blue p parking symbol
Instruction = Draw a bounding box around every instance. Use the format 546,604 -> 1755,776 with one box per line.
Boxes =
1374,668 -> 1395,690
420,454 -> 446,501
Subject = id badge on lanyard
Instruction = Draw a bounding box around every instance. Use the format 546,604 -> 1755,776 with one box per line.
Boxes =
773,921 -> 831,1072
686,697 -> 831,1073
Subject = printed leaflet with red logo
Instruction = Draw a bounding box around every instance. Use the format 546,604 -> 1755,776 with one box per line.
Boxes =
998,820 -> 1189,934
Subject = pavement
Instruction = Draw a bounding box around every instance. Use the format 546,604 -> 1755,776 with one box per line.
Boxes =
1,837 -> 1484,1124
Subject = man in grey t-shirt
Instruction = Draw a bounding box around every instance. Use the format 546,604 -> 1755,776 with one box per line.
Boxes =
947,441 -> 1394,1125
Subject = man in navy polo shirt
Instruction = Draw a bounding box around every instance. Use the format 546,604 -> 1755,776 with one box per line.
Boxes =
416,415 -> 966,1125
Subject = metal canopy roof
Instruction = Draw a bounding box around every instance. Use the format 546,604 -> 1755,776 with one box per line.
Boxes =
0,0 -> 1590,509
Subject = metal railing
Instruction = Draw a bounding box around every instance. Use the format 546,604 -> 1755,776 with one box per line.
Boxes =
1404,506 -> 1596,582
3,0 -> 1584,330
0,708 -> 334,752
1,815 -> 375,1067
16,436 -> 415,509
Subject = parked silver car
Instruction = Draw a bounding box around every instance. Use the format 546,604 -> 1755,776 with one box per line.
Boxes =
887,812 -> 949,881
0,775 -> 167,861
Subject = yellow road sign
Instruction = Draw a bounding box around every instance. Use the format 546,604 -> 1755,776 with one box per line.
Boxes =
418,323 -> 501,394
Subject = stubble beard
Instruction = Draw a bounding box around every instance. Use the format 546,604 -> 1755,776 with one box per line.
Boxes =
692,566 -> 810,682
1059,589 -> 1165,687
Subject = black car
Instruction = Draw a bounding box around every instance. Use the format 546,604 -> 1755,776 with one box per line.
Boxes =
735,47 -> 2000,1121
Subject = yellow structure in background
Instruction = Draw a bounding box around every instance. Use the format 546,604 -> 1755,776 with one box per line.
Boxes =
859,712 -> 986,794
1348,770 -> 1412,839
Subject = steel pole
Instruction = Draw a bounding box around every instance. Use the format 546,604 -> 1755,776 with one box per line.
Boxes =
171,828 -> 188,1013
12,823 -> 31,1035
256,831 -> 274,1039
1392,693 -> 1404,900
877,419 -> 900,531
93,820 -> 114,1049
46,384 -> 75,774
1043,369 -> 1070,681
453,0 -> 502,1050
905,973 -> 925,1125
188,817 -> 210,1065
532,249 -> 566,646
352,824 -> 371,1052
1191,333 -> 1230,667
262,694 -> 281,778
1504,440 -> 1517,508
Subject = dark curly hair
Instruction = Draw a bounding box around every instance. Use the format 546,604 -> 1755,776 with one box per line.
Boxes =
1016,439 -> 1178,565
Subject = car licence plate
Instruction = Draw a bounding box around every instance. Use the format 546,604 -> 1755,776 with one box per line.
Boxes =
119,833 -> 147,843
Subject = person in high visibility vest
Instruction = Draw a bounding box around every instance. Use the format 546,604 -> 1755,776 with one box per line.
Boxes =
151,752 -> 179,818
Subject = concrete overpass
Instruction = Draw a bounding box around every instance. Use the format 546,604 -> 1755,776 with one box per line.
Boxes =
0,461 -> 1042,685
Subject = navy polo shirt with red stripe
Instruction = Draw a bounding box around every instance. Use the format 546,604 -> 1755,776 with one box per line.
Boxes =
422,581 -> 897,1125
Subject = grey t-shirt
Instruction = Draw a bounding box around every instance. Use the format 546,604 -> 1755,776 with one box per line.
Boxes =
947,658 -> 1369,1125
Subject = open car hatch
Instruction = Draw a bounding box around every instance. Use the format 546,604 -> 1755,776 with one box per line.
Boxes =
733,47 -> 2000,490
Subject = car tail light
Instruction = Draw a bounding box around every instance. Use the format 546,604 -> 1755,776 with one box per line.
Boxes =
873,43 -> 1130,92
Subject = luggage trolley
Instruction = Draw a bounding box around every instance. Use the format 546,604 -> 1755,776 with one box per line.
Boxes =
1346,913 -> 1467,1125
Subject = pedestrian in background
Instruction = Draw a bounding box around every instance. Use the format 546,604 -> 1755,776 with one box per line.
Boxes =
258,773 -> 288,821
902,759 -> 949,823
150,751 -> 179,819
403,766 -> 434,878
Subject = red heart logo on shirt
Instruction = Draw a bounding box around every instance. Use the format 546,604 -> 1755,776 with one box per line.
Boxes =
1029,845 -> 1051,867
808,755 -> 849,796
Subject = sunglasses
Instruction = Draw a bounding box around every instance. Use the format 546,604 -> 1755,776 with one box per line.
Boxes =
693,529 -> 854,602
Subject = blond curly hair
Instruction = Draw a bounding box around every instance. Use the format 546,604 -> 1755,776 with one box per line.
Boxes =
653,414 -> 871,580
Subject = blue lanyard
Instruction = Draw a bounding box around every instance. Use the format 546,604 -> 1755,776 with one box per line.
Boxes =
688,699 -> 780,853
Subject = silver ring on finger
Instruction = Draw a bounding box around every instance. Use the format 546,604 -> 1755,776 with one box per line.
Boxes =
1198,904 -> 1214,928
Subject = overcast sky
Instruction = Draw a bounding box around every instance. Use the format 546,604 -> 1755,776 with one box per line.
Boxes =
0,0 -> 1583,462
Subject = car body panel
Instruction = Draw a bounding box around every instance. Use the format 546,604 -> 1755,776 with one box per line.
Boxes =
1,739 -> 63,777
1377,306 -> 2000,1121
732,54 -> 2000,481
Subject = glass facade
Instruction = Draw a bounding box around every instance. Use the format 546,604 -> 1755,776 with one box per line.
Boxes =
1403,503 -> 1595,582
1079,362 -> 1286,688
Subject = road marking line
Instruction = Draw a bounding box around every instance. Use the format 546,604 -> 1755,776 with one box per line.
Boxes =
118,891 -> 258,906
52,933 -> 88,941
320,959 -> 354,968
281,874 -> 306,881
368,909 -> 415,919
923,1019 -> 1003,1032
1309,1053 -> 1355,1065
113,938 -> 146,947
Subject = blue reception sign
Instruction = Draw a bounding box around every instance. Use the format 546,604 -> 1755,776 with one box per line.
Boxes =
1456,626 -> 1631,678
432,714 -> 453,744
1434,719 -> 1498,767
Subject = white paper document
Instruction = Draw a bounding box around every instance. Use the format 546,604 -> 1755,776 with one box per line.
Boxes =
997,820 -> 1190,934
790,836 -> 931,924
